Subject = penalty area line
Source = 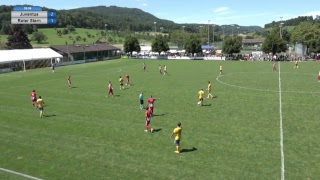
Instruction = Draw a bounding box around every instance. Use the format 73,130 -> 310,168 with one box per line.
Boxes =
0,167 -> 43,180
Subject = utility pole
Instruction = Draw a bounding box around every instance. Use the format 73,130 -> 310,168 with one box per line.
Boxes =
199,26 -> 203,44
105,24 -> 108,43
222,26 -> 225,41
280,17 -> 284,39
208,20 -> 210,45
212,24 -> 215,45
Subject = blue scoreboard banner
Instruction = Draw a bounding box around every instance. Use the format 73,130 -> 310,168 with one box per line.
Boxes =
11,6 -> 57,25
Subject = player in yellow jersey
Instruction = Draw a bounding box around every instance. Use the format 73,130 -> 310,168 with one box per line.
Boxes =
207,81 -> 213,99
163,65 -> 168,75
36,96 -> 45,118
170,122 -> 182,153
219,64 -> 223,75
198,88 -> 204,106
294,60 -> 299,68
119,76 -> 124,90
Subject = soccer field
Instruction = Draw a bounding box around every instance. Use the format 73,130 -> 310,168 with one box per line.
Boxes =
1,59 -> 320,179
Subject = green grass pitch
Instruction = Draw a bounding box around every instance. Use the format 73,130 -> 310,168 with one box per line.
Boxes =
0,59 -> 320,179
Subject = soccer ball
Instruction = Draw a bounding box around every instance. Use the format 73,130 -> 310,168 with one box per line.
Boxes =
197,101 -> 201,105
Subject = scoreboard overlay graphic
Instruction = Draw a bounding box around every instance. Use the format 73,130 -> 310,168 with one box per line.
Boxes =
11,6 -> 57,25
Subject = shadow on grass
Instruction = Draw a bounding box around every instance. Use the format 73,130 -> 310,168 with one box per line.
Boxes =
212,96 -> 218,99
71,87 -> 78,89
114,95 -> 120,97
152,128 -> 162,132
153,113 -> 169,117
202,104 -> 211,106
181,147 -> 197,153
44,114 -> 56,118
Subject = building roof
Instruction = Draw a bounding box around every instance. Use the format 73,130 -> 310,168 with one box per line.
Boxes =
50,43 -> 120,54
242,39 -> 264,43
0,48 -> 63,64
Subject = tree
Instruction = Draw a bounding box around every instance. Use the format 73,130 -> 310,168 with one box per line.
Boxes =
245,35 -> 254,39
222,35 -> 242,56
123,35 -> 140,55
100,31 -> 105,36
282,28 -> 291,43
23,24 -> 37,34
5,25 -> 32,49
0,41 -> 5,50
291,22 -> 320,53
62,28 -> 69,35
108,37 -> 114,43
76,35 -> 82,41
184,35 -> 201,54
151,34 -> 169,54
1,22 -> 11,34
169,30 -> 185,48
262,28 -> 287,55
66,25 -> 76,32
32,32 -> 48,43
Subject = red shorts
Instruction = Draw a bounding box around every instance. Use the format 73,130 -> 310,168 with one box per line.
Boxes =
32,99 -> 36,103
318,75 -> 320,80
149,107 -> 154,113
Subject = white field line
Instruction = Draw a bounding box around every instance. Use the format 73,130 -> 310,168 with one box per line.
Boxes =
0,168 -> 43,180
278,62 -> 285,180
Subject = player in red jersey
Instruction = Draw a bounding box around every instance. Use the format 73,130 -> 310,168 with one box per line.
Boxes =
159,64 -> 162,75
145,107 -> 153,132
148,95 -> 160,116
143,63 -> 146,72
125,73 -> 130,86
318,71 -> 320,82
107,81 -> 114,97
30,90 -> 37,108
68,75 -> 71,89
272,62 -> 277,71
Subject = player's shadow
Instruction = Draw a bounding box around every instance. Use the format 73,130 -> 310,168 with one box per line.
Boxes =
153,113 -> 168,117
114,95 -> 120,97
44,114 -> 56,118
152,128 -> 162,132
202,104 -> 211,106
181,147 -> 197,153
71,87 -> 78,89
212,96 -> 218,99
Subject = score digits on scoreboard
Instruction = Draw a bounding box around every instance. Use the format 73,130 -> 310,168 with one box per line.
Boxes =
11,6 -> 57,25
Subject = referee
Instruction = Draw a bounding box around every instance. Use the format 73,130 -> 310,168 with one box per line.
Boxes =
139,91 -> 144,109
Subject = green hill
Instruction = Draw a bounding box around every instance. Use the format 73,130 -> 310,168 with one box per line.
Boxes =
0,5 -> 262,35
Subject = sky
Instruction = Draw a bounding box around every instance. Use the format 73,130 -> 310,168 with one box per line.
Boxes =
2,0 -> 320,27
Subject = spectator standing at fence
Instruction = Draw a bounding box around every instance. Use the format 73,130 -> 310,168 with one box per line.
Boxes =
51,63 -> 55,73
